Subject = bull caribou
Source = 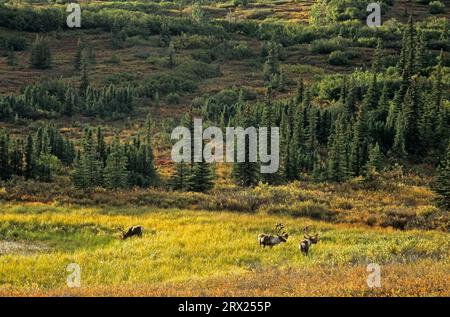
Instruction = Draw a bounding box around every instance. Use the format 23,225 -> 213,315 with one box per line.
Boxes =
299,226 -> 319,255
258,223 -> 289,248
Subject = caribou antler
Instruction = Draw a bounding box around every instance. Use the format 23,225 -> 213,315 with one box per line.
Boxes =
275,223 -> 285,234
276,223 -> 288,238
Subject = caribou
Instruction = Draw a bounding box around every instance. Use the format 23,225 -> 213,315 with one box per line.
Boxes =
121,225 -> 144,240
299,226 -> 319,255
258,223 -> 289,248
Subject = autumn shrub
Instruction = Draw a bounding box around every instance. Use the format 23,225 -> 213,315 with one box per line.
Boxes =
309,36 -> 352,54
429,1 -> 446,14
328,50 -> 350,65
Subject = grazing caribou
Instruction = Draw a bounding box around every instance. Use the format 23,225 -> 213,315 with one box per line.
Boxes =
299,227 -> 319,255
258,223 -> 289,248
121,225 -> 144,240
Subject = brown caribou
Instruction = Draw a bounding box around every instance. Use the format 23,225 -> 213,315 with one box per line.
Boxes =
258,223 -> 289,248
121,225 -> 144,240
299,226 -> 319,255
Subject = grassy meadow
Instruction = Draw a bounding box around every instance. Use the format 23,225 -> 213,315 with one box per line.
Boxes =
0,200 -> 448,296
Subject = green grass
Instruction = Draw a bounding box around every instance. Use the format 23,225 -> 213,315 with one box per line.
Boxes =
0,203 -> 448,294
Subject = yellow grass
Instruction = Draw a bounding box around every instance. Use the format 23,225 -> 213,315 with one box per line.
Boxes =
0,203 -> 448,296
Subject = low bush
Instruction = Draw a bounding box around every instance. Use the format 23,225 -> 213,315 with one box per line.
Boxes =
328,50 -> 350,65
429,1 -> 446,14
166,93 -> 180,105
0,34 -> 27,51
310,36 -> 352,54
175,60 -> 220,80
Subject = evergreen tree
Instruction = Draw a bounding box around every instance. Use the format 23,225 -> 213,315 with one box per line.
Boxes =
402,78 -> 421,155
63,87 -> 77,116
104,135 -> 128,189
280,105 -> 296,181
339,75 -> 348,106
362,73 -> 379,112
167,41 -> 176,68
144,114 -> 157,179
73,128 -> 103,189
96,126 -> 107,166
391,112 -> 407,162
365,142 -> 383,174
415,30 -> 427,75
74,38 -> 83,71
160,22 -> 171,47
0,132 -> 10,180
431,51 -> 446,144
260,90 -> 277,184
349,103 -> 369,176
262,41 -> 280,85
294,74 -> 305,104
10,139 -> 23,176
232,106 -> 259,187
170,162 -> 190,190
327,116 -> 347,182
30,36 -> 52,69
188,158 -> 213,192
399,15 -> 416,78
433,144 -> 450,209
79,61 -> 89,94
343,77 -> 357,120
24,133 -> 34,179
371,38 -> 384,72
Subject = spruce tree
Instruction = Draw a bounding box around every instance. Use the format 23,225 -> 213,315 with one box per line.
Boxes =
260,91 -> 277,184
343,77 -> 357,120
188,159 -> 213,192
362,73 -> 379,112
402,79 -> 421,155
262,41 -> 280,84
142,115 -> 157,184
280,106 -> 296,181
349,103 -> 369,176
10,139 -> 23,176
73,128 -> 103,189
371,38 -> 384,73
63,87 -> 77,117
30,36 -> 52,69
170,162 -> 190,190
433,144 -> 450,210
232,106 -> 259,187
327,116 -> 347,182
74,38 -> 83,71
24,133 -> 34,180
305,105 -> 319,172
79,60 -> 90,94
0,132 -> 10,180
96,126 -> 107,166
104,135 -> 128,189
294,74 -> 305,104
365,142 -> 383,174
415,30 -> 427,75
160,22 -> 171,47
391,112 -> 407,162
167,41 -> 176,68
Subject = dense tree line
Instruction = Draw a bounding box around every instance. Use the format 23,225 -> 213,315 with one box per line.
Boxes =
0,125 -> 75,182
0,80 -> 134,120
188,17 -> 449,190
73,121 -> 158,190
